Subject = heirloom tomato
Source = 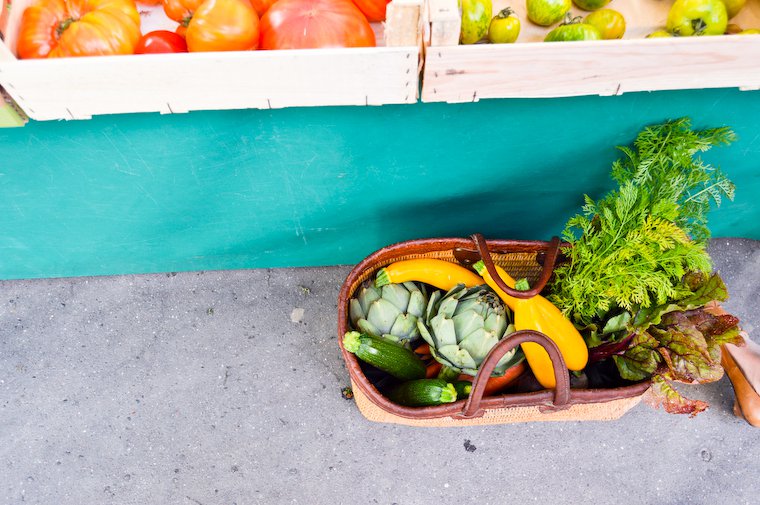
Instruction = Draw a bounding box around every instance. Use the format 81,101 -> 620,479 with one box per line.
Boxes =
667,0 -> 727,36
17,0 -> 141,58
544,16 -> 601,41
584,8 -> 625,39
487,7 -> 520,43
260,0 -> 375,49
572,0 -> 608,10
460,0 -> 491,44
352,0 -> 390,22
186,0 -> 259,51
527,0 -> 571,26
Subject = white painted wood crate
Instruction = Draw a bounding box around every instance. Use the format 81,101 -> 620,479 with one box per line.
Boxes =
421,0 -> 760,102
0,0 -> 423,120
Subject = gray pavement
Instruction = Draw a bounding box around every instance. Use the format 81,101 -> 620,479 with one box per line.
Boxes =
1,239 -> 759,505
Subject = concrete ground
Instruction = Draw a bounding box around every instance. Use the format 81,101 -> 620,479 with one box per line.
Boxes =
1,239 -> 759,505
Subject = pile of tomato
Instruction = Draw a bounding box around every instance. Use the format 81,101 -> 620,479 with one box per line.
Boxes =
461,0 -> 758,45
16,0 -> 388,58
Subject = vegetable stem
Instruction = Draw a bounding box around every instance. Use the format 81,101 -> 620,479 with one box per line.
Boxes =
343,331 -> 361,353
437,365 -> 460,382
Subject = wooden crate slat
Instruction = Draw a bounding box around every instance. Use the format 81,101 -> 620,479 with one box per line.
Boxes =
422,0 -> 760,102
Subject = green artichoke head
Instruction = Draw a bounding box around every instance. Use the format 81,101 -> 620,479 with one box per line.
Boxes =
349,281 -> 428,345
417,284 -> 522,376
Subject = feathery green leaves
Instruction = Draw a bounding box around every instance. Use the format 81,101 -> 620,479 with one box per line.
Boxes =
549,119 -> 735,325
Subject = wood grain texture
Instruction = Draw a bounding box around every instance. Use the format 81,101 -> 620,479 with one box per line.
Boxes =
423,0 -> 760,101
0,1 -> 421,120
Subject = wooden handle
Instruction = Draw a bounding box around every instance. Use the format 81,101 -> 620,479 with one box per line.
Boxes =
458,330 -> 570,419
471,233 -> 561,299
722,337 -> 760,428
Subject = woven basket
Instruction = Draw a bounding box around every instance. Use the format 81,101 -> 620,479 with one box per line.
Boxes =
337,234 -> 651,427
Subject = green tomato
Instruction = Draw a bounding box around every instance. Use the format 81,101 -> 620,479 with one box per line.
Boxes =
572,0 -> 610,11
545,18 -> 602,41
584,8 -> 625,39
721,0 -> 746,19
488,7 -> 521,43
527,0 -> 571,27
667,0 -> 728,36
461,0 -> 493,44
646,29 -> 674,38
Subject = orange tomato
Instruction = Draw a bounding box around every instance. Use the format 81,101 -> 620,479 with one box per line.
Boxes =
458,361 -> 527,397
185,0 -> 259,51
162,0 -> 205,23
17,0 -> 141,58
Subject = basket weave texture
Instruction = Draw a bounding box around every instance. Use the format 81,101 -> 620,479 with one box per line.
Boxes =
338,237 -> 650,427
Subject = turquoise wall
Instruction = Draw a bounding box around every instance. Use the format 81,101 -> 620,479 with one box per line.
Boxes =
2,88 -> 759,280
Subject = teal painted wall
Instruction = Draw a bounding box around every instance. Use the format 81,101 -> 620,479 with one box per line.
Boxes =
1,88 -> 760,280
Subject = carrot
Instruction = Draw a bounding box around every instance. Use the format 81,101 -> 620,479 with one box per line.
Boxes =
426,361 -> 443,379
414,343 -> 431,356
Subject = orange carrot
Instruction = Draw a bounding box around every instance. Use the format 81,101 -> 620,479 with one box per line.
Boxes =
414,343 -> 431,356
426,361 -> 443,379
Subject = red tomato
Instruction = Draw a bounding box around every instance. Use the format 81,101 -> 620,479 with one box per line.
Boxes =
260,0 -> 376,49
17,0 -> 141,58
135,30 -> 188,53
351,0 -> 389,22
186,0 -> 259,52
249,0 -> 276,16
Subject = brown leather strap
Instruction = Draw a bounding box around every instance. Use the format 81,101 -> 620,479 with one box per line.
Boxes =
471,233 -> 560,299
458,330 -> 571,419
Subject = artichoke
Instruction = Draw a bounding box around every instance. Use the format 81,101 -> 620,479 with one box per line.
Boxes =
417,284 -> 522,377
349,281 -> 428,345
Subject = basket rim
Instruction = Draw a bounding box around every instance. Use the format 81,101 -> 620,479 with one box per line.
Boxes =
337,236 -> 651,421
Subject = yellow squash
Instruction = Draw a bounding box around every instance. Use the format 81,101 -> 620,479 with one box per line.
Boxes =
374,259 -> 483,291
473,261 -> 588,388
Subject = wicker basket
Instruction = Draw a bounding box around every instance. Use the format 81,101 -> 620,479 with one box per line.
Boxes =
337,234 -> 651,427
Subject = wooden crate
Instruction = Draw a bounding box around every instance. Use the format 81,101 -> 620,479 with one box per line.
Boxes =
0,0 -> 423,120
421,0 -> 760,102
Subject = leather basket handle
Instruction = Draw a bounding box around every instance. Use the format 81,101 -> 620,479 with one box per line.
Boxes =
471,233 -> 560,299
458,330 -> 571,419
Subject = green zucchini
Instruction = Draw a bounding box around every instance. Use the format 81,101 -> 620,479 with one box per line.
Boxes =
452,381 -> 473,399
387,379 -> 457,407
343,332 -> 426,381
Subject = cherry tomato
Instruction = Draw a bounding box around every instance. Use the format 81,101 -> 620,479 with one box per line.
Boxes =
572,0 -> 609,10
667,0 -> 727,36
134,30 -> 188,53
584,8 -> 625,39
527,0 -> 571,27
488,7 -> 520,43
460,0 -> 492,44
544,16 -> 601,41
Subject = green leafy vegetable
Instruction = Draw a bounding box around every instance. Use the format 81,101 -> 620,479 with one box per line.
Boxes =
645,375 -> 708,418
549,118 -> 735,326
610,119 -> 735,244
613,332 -> 660,381
547,119 -> 744,416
